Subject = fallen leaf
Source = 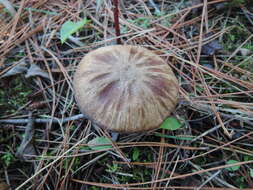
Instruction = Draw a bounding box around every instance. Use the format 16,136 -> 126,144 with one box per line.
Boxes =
202,33 -> 222,55
239,48 -> 252,56
25,64 -> 50,79
1,61 -> 27,78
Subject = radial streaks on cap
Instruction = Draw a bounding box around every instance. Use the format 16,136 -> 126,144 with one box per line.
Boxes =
73,45 -> 178,133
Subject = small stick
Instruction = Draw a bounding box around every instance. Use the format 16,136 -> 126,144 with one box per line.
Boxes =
112,0 -> 121,44
0,114 -> 85,124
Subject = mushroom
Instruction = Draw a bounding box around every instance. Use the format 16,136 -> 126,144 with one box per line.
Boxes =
73,45 -> 179,133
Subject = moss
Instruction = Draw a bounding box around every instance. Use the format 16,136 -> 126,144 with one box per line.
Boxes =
0,76 -> 32,115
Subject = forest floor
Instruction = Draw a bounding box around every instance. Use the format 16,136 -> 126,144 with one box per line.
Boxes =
1,0 -> 253,189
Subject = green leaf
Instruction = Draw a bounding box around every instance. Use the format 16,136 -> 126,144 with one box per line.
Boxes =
132,148 -> 140,161
160,116 -> 182,131
250,168 -> 253,178
1,152 -> 14,167
79,146 -> 89,151
106,163 -> 119,173
88,137 -> 112,151
226,160 -> 240,171
60,18 -> 89,44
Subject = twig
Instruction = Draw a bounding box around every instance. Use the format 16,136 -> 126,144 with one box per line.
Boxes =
196,171 -> 221,190
190,161 -> 236,188
4,167 -> 10,188
112,0 -> 121,44
190,119 -> 232,142
0,114 -> 85,124
241,7 -> 253,26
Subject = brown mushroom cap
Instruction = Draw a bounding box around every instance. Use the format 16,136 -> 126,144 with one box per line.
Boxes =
73,45 -> 179,133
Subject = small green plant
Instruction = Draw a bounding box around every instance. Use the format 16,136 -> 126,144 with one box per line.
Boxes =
1,152 -> 15,167
63,157 -> 81,171
223,25 -> 249,52
242,43 -> 253,51
106,163 -> 120,173
160,116 -> 183,131
0,77 -> 32,115
235,176 -> 246,188
226,160 -> 240,171
8,89 -> 32,108
60,18 -> 90,43
132,148 -> 140,161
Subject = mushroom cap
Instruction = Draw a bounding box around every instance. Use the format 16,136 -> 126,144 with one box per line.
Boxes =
73,45 -> 179,133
